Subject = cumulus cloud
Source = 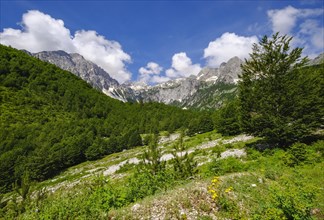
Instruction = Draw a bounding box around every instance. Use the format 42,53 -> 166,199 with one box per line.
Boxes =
148,75 -> 170,84
138,62 -> 168,84
267,6 -> 323,34
139,62 -> 163,75
73,30 -> 131,83
165,52 -> 201,78
139,53 -> 201,84
0,10 -> 131,83
267,6 -> 300,35
203,32 -> 258,67
267,6 -> 324,57
299,19 -> 324,49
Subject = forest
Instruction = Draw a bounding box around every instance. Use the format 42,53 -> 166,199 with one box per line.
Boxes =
0,45 -> 213,193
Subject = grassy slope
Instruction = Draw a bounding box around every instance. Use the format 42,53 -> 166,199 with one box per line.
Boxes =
1,130 -> 323,219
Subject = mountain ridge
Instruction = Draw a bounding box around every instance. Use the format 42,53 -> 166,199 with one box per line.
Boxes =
29,50 -> 324,110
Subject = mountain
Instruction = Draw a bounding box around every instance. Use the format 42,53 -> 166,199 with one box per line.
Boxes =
134,56 -> 242,109
30,50 -> 323,110
31,50 -> 136,102
30,50 -> 242,109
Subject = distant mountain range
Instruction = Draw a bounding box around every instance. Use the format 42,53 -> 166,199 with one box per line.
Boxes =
27,50 -> 323,110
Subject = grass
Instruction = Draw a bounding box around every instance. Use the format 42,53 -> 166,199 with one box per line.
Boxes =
1,132 -> 323,219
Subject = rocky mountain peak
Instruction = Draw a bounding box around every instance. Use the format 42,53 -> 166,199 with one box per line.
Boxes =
219,56 -> 243,84
33,50 -> 119,87
196,56 -> 243,84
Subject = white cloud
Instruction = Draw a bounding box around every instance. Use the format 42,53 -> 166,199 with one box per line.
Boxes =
73,30 -> 131,83
138,62 -> 168,84
0,10 -> 131,83
149,75 -> 170,84
267,6 -> 324,57
267,6 -> 300,35
165,52 -> 201,78
203,32 -> 258,67
267,5 -> 323,35
139,62 -> 163,75
139,53 -> 201,84
299,19 -> 324,49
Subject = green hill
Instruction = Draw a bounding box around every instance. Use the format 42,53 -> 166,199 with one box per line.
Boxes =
0,45 -> 211,193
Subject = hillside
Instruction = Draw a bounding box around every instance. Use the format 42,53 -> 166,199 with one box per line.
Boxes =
1,130 -> 323,219
0,45 -> 211,193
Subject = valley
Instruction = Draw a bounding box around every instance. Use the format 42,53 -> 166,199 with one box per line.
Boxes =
0,31 -> 323,219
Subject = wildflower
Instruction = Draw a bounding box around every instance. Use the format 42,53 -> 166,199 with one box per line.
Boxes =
212,193 -> 218,200
208,176 -> 220,201
225,186 -> 233,193
211,177 -> 219,184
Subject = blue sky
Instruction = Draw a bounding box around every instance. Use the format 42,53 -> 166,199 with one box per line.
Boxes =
1,1 -> 323,84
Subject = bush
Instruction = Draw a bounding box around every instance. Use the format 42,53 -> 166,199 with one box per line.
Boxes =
285,142 -> 307,167
284,142 -> 322,167
269,175 -> 317,220
207,157 -> 247,176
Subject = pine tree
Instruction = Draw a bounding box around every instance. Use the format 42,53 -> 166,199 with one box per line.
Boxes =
171,131 -> 197,179
239,33 -> 322,146
142,134 -> 166,175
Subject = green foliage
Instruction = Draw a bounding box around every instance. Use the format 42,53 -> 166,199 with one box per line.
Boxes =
0,45 -> 199,193
187,113 -> 214,136
267,173 -> 317,220
284,142 -> 308,167
125,169 -> 173,203
283,141 -> 323,167
239,33 -> 323,146
213,99 -> 241,136
141,134 -> 166,175
171,132 -> 198,179
205,157 -> 247,177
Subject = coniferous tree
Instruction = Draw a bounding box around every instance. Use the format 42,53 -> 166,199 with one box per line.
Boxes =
171,131 -> 197,179
141,134 -> 166,175
213,99 -> 241,136
239,33 -> 322,146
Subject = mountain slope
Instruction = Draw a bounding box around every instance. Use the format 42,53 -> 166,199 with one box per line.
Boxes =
0,45 -> 202,193
30,51 -> 242,109
29,50 -> 324,110
134,56 -> 242,109
31,50 -> 135,102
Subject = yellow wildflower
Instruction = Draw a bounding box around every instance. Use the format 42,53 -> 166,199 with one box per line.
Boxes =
225,186 -> 233,193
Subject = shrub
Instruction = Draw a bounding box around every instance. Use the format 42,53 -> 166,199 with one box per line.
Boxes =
207,157 -> 247,176
269,179 -> 316,219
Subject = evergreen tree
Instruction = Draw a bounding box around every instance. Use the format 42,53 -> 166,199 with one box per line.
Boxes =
171,131 -> 197,179
141,134 -> 166,175
213,99 -> 241,136
239,33 -> 322,146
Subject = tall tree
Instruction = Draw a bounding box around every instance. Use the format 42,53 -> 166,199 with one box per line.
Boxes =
239,33 -> 322,146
